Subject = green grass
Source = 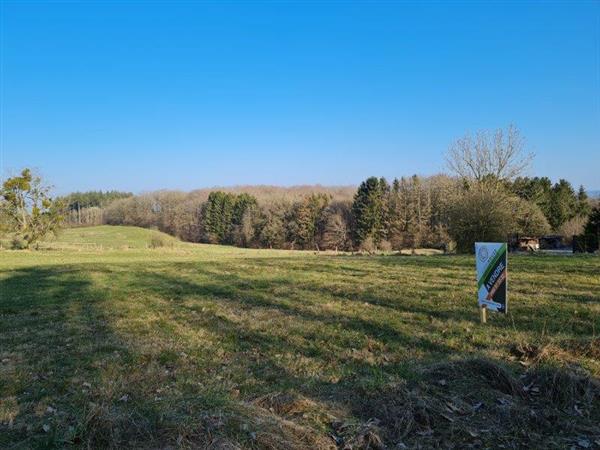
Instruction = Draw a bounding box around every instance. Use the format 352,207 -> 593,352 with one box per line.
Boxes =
46,225 -> 180,250
1,226 -> 599,448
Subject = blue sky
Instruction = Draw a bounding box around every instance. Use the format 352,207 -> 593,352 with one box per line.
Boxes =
1,1 -> 599,194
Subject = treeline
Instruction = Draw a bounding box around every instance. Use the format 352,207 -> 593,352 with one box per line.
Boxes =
101,176 -> 459,250
60,190 -> 132,226
78,174 -> 594,252
510,177 -> 591,233
52,127 -> 598,253
4,126 -> 596,252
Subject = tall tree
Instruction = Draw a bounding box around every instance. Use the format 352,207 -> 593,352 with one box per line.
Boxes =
258,202 -> 288,249
387,178 -> 404,249
229,193 -> 258,245
548,179 -> 578,230
351,177 -> 389,248
320,201 -> 351,251
202,191 -> 235,243
202,192 -> 258,244
288,193 -> 330,250
406,175 -> 432,248
510,177 -> 553,221
427,174 -> 456,250
576,185 -> 591,218
584,206 -> 600,236
513,198 -> 551,236
446,125 -> 533,188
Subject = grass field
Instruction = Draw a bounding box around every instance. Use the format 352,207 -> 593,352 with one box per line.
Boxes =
1,226 -> 599,449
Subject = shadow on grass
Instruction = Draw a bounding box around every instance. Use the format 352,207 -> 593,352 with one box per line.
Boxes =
0,267 -> 201,448
1,254 -> 598,448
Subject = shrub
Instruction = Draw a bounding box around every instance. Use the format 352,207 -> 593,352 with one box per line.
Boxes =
513,198 -> 551,236
559,216 -> 586,245
11,236 -> 28,250
356,236 -> 373,253
378,239 -> 393,252
149,235 -> 173,249
448,188 -> 515,253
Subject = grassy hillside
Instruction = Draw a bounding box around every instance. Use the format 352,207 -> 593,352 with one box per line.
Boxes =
1,226 -> 599,448
47,225 -> 181,250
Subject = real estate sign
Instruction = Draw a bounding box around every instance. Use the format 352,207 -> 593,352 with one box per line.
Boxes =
475,242 -> 508,314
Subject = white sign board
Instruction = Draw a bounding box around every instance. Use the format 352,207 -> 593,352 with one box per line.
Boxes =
475,242 -> 508,313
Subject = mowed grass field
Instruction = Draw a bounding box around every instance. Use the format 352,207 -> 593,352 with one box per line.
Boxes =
1,226 -> 599,449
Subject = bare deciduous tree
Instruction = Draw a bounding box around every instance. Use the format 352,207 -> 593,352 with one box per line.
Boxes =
446,125 -> 533,185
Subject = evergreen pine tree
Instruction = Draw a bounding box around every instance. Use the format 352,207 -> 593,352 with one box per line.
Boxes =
351,177 -> 389,248
576,186 -> 591,218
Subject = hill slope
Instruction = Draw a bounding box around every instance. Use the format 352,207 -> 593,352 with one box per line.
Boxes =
50,225 -> 180,249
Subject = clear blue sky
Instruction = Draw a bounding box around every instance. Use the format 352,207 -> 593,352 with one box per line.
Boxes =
1,1 -> 599,194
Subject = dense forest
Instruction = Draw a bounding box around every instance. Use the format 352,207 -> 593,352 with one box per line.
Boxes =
61,190 -> 133,226
57,174 -> 594,253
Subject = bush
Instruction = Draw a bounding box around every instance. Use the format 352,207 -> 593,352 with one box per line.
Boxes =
149,235 -> 173,249
448,188 -> 515,253
358,236 -> 377,253
11,236 -> 28,249
378,239 -> 393,252
573,234 -> 599,253
513,198 -> 551,236
447,185 -> 554,253
559,216 -> 586,245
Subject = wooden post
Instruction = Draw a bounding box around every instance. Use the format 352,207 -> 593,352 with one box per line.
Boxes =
480,304 -> 487,324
